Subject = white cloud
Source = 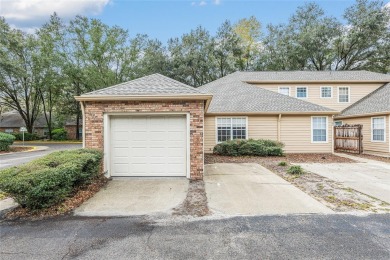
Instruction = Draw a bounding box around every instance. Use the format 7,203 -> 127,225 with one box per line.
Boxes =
0,0 -> 110,28
199,1 -> 207,6
213,0 -> 221,5
385,2 -> 390,9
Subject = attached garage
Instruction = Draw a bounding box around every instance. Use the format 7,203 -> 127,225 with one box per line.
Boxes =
75,74 -> 212,180
108,114 -> 188,177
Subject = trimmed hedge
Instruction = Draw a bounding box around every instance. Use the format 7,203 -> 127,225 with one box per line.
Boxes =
213,139 -> 284,157
0,149 -> 103,210
51,128 -> 68,140
13,132 -> 40,141
0,132 -> 16,151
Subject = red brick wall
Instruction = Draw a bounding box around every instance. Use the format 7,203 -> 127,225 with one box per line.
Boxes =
84,100 -> 205,180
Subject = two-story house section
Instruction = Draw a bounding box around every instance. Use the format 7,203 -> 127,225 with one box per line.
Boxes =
199,70 -> 390,155
232,71 -> 390,112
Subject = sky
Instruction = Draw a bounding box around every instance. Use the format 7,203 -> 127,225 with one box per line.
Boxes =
1,0 -> 389,42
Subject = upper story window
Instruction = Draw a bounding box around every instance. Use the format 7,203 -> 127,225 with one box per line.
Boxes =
278,87 -> 290,96
296,87 -> 308,98
321,86 -> 332,98
334,121 -> 343,126
4,129 -> 13,133
217,117 -> 247,143
338,87 -> 350,103
312,116 -> 328,143
372,117 -> 385,142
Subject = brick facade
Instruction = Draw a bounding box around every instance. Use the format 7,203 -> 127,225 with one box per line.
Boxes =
84,100 -> 205,180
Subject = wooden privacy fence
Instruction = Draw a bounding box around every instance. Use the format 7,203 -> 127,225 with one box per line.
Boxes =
334,124 -> 363,154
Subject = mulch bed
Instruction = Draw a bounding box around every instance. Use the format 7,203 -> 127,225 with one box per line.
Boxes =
0,146 -> 33,154
205,153 -> 355,165
205,153 -> 390,213
3,175 -> 109,220
172,180 -> 209,217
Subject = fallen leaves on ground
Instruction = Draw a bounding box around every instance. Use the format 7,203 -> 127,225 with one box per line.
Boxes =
172,180 -> 209,217
4,175 -> 109,220
0,146 -> 34,154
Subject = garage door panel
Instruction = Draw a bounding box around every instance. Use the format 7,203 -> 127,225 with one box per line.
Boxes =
110,115 -> 187,177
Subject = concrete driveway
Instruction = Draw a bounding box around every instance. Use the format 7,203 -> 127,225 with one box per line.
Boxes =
204,163 -> 332,215
75,178 -> 188,216
300,159 -> 390,204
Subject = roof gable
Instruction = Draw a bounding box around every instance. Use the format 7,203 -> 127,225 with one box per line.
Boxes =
83,73 -> 203,96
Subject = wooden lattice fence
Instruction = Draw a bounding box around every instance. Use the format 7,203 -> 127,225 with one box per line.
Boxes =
334,124 -> 363,154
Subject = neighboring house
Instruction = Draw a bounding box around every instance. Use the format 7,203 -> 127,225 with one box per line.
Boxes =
0,110 -> 48,136
75,72 -> 390,179
65,120 -> 83,140
335,83 -> 390,156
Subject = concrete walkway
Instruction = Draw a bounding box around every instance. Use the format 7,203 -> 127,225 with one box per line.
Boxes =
75,178 -> 188,216
204,163 -> 333,215
300,153 -> 390,204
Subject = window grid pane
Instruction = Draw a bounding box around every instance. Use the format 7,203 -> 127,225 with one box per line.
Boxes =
312,117 -> 327,142
297,87 -> 307,98
279,87 -> 290,96
321,87 -> 332,98
372,118 -> 385,141
339,87 -> 349,102
217,117 -> 247,142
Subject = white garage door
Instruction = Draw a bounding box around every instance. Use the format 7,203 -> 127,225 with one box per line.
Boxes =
110,115 -> 187,177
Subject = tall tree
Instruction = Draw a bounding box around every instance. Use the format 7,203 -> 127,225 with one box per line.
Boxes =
0,18 -> 41,133
233,16 -> 262,71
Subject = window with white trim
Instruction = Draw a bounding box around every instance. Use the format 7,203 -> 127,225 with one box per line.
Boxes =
4,129 -> 13,133
372,117 -> 385,142
296,87 -> 308,98
217,117 -> 247,142
338,87 -> 350,103
321,86 -> 332,98
334,121 -> 343,126
278,87 -> 290,96
312,117 -> 327,142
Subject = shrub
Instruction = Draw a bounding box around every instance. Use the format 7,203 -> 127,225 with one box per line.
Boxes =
51,128 -> 68,140
213,139 -> 284,157
278,161 -> 287,166
287,165 -> 304,175
0,149 -> 103,210
0,132 -> 16,151
13,132 -> 39,141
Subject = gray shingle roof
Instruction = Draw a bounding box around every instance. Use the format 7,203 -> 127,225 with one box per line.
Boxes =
83,73 -> 203,96
199,77 -> 335,113
0,111 -> 47,128
337,83 -> 390,117
232,70 -> 390,82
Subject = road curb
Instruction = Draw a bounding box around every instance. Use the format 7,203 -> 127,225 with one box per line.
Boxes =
0,146 -> 49,156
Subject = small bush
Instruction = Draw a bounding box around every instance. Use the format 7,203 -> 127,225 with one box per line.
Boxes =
0,149 -> 103,210
287,165 -> 304,175
278,161 -> 287,166
51,128 -> 68,140
0,132 -> 16,151
213,139 -> 284,157
13,132 -> 39,141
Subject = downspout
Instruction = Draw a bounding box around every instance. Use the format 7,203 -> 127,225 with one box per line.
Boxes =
277,114 -> 282,142
80,101 -> 86,148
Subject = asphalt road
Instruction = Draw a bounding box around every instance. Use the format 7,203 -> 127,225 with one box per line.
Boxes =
0,143 -> 82,170
1,214 -> 389,259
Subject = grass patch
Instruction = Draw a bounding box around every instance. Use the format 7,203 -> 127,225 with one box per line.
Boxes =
287,165 -> 304,175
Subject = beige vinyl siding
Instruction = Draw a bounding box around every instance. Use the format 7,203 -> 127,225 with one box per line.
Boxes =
281,115 -> 333,153
252,83 -> 383,111
204,115 -> 333,154
341,115 -> 390,154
